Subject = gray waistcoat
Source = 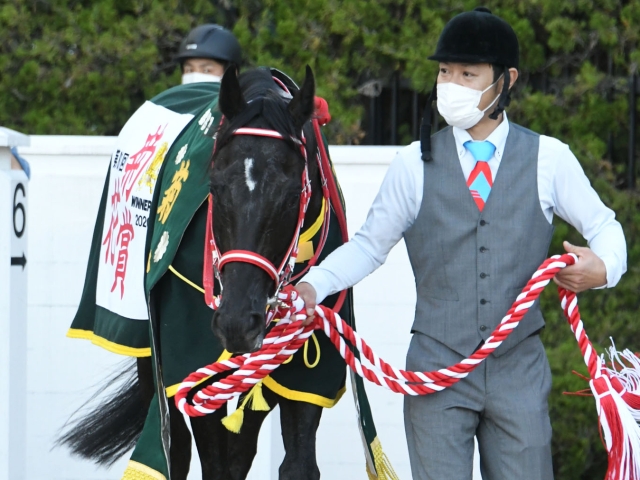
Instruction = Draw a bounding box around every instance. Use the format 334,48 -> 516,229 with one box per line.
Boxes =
403,124 -> 554,357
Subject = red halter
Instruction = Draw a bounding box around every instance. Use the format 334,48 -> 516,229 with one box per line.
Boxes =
203,124 -> 331,315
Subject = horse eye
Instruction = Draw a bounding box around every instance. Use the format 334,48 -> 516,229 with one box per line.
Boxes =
286,191 -> 300,209
210,175 -> 226,191
210,182 -> 227,205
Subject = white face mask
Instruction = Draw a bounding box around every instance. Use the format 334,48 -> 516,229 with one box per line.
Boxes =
436,76 -> 503,130
181,72 -> 222,85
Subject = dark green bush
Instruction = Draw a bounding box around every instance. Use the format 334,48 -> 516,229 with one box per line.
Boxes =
3,1 -> 639,477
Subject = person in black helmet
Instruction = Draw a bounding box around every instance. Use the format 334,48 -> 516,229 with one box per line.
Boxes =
296,7 -> 626,479
176,24 -> 242,85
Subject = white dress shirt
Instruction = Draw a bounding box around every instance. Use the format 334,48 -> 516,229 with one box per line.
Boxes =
302,114 -> 627,304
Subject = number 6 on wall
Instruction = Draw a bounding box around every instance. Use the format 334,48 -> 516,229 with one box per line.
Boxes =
13,183 -> 25,239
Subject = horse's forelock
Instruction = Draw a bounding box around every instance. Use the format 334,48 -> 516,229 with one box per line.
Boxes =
214,69 -> 302,157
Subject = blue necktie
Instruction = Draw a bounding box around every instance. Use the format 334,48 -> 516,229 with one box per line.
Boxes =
464,141 -> 496,211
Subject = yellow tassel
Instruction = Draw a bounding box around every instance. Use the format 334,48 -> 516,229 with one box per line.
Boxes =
221,406 -> 245,434
250,382 -> 271,412
222,381 -> 272,433
367,437 -> 400,480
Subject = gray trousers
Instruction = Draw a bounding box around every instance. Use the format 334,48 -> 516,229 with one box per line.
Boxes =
404,333 -> 554,480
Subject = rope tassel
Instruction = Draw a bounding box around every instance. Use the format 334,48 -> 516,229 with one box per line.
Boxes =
249,382 -> 271,412
221,381 -> 271,433
589,346 -> 640,479
561,291 -> 640,480
221,405 -> 245,434
366,438 -> 400,480
590,374 -> 640,480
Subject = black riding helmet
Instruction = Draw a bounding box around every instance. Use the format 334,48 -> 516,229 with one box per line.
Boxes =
176,24 -> 242,68
421,7 -> 519,161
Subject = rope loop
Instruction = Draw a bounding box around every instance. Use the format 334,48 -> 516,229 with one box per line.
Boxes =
176,254 -> 581,414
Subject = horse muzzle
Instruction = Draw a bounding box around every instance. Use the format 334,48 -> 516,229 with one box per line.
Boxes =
211,310 -> 266,354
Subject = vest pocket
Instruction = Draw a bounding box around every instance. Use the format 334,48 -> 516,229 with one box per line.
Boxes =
417,243 -> 459,301
422,288 -> 459,301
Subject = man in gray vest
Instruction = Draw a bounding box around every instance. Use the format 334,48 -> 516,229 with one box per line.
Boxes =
296,7 -> 627,480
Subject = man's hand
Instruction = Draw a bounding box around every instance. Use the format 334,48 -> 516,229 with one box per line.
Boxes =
553,241 -> 607,293
295,282 -> 317,326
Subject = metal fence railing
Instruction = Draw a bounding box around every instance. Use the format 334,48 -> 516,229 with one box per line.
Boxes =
361,72 -> 639,190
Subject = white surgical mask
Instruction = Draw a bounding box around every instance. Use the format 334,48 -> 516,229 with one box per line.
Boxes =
436,76 -> 502,130
181,72 -> 222,85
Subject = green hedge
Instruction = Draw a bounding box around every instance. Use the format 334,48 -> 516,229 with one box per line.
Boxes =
3,1 -> 639,477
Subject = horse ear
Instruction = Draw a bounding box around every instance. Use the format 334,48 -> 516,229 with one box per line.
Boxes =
288,65 -> 315,131
219,65 -> 246,120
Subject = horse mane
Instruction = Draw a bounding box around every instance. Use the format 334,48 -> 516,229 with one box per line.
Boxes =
214,68 -> 302,154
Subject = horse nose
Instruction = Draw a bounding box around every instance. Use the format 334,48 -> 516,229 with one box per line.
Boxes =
211,311 -> 265,354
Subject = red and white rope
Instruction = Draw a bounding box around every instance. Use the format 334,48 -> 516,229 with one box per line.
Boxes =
178,254 -> 574,409
177,252 -> 640,479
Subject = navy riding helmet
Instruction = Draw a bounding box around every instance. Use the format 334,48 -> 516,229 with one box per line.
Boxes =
176,24 -> 242,68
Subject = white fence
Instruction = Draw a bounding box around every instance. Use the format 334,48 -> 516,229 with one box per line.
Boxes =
18,136 -> 480,479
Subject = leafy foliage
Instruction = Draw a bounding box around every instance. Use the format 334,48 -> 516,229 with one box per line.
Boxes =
3,1 -> 640,477
0,0 -> 222,134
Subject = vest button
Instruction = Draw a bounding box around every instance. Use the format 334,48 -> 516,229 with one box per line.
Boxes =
480,299 -> 488,305
480,272 -> 487,279
480,220 -> 487,226
479,246 -> 488,253
479,325 -> 487,331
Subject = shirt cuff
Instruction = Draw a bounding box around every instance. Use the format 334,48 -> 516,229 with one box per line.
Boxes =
297,267 -> 333,304
596,254 -> 619,289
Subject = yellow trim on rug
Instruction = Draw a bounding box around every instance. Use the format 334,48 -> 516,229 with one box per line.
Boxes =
296,240 -> 314,263
165,349 -> 234,398
299,197 -> 326,244
67,328 -> 151,357
121,460 -> 166,480
168,265 -> 205,294
262,375 -> 345,408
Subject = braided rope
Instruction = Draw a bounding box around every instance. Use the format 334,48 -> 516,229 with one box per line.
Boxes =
176,252 -> 640,477
176,253 -> 579,413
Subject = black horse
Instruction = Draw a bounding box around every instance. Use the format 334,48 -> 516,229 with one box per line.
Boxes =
59,66 -> 347,480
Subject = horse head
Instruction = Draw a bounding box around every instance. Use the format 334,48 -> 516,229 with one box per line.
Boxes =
210,66 -> 320,354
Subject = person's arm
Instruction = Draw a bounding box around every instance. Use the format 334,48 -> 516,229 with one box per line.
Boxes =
297,144 -> 422,317
543,137 -> 627,292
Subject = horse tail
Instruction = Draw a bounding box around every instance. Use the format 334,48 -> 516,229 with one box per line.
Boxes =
54,358 -> 152,466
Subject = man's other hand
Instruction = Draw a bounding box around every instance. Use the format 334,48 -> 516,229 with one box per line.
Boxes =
554,241 -> 607,293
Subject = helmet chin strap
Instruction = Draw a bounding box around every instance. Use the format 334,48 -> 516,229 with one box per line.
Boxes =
420,80 -> 438,162
489,66 -> 511,120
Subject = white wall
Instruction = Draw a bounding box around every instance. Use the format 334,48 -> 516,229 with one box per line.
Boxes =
19,137 -> 480,479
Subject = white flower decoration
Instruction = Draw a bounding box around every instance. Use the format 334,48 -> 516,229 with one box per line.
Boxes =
153,231 -> 170,263
198,109 -> 215,134
175,144 -> 188,164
